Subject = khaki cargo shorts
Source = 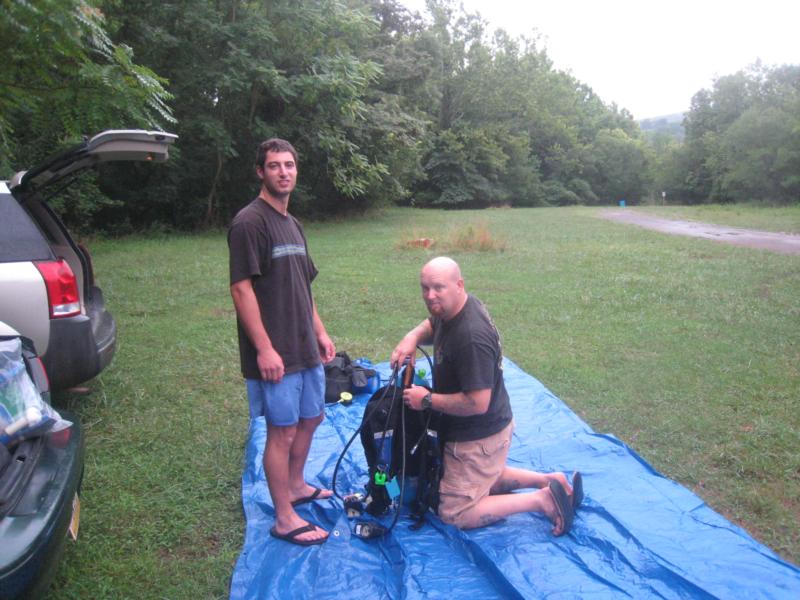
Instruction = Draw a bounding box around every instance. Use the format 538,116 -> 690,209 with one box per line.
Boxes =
438,420 -> 514,527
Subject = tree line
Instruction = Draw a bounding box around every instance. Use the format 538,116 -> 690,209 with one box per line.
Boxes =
2,1 -> 797,233
651,62 -> 800,206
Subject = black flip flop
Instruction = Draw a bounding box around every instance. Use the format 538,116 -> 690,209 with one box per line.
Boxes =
572,471 -> 584,509
291,486 -> 332,507
548,479 -> 574,537
269,523 -> 327,546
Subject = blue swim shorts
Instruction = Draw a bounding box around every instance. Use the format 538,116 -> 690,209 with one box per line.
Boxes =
246,364 -> 325,426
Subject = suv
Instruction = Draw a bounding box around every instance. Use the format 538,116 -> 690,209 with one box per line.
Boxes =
0,130 -> 177,390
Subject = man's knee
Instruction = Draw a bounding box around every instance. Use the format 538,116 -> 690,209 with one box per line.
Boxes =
438,506 -> 476,529
298,411 -> 324,429
439,509 -> 462,527
266,423 -> 299,449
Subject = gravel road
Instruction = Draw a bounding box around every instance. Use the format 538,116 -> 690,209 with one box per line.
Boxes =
600,209 -> 800,255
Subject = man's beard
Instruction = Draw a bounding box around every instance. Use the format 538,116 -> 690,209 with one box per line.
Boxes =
264,179 -> 293,199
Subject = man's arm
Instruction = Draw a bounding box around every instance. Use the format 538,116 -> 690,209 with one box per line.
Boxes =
230,278 -> 284,381
404,386 -> 491,416
390,319 -> 434,367
312,301 -> 336,363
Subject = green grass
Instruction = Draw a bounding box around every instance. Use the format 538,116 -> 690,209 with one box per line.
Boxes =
635,203 -> 800,234
48,206 -> 800,597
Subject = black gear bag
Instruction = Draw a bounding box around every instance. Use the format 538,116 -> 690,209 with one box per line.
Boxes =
324,352 -> 377,404
359,377 -> 442,523
331,350 -> 442,532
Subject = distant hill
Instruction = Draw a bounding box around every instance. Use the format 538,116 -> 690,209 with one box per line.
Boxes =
639,113 -> 685,140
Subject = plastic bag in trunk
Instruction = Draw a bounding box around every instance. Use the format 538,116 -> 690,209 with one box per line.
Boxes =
0,338 -> 71,446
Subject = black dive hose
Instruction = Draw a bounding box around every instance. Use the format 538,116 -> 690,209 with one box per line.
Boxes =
385,347 -> 436,533
387,361 -> 414,531
409,345 -> 435,454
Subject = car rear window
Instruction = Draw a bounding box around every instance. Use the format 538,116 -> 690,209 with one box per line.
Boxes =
0,192 -> 54,262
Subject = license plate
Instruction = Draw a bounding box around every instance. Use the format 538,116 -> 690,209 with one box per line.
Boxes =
68,493 -> 81,541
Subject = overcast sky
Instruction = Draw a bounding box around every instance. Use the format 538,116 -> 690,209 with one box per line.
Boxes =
399,0 -> 799,119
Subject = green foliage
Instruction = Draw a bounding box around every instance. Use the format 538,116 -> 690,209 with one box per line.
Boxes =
567,178 -> 599,205
649,63 -> 800,205
0,0 -> 173,175
48,172 -> 122,234
422,127 -> 508,207
4,0 -> 797,234
501,132 -> 545,207
403,2 -> 644,210
650,140 -> 694,203
542,180 -> 580,206
717,106 -> 800,203
94,0 -> 402,225
585,128 -> 649,204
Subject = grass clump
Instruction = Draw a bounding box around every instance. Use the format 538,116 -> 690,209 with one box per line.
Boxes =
397,220 -> 507,253
446,221 -> 506,252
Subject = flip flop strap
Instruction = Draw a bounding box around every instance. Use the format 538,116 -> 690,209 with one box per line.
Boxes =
285,524 -> 316,538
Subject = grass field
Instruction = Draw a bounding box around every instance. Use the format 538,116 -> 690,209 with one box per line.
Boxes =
48,205 -> 799,598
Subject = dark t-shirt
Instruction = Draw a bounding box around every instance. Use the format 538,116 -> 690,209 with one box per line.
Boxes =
431,295 -> 513,442
228,198 -> 320,379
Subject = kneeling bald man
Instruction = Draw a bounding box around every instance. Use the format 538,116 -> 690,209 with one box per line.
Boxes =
391,257 -> 582,534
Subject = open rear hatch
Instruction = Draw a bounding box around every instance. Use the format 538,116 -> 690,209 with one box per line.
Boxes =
10,129 -> 177,197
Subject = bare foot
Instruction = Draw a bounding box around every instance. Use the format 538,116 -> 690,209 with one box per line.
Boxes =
289,483 -> 333,505
273,512 -> 328,543
541,487 -> 565,536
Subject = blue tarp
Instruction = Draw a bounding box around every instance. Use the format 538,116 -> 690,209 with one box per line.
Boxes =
230,359 -> 800,599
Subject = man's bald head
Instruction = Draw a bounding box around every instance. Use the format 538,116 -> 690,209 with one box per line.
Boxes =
420,256 -> 467,321
422,256 -> 462,283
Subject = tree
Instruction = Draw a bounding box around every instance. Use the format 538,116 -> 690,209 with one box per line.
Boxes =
0,0 -> 173,176
584,128 -> 648,204
404,0 -> 642,208
717,106 -> 800,203
99,0 -> 421,227
677,62 -> 800,204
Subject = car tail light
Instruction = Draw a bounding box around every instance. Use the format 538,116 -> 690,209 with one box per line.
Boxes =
50,427 -> 73,449
35,259 -> 81,318
33,355 -> 51,392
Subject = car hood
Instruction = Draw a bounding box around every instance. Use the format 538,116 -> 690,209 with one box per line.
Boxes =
10,129 -> 177,196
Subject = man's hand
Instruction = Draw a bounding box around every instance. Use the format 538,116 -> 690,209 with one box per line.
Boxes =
391,320 -> 433,368
403,385 -> 428,411
257,347 -> 285,382
317,332 -> 336,364
311,303 -> 335,364
391,335 -> 418,369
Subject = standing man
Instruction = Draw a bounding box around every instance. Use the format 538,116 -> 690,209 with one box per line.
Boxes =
391,257 -> 582,535
229,138 -> 335,546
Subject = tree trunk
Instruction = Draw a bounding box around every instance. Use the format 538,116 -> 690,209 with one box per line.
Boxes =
248,83 -> 260,127
205,151 -> 225,226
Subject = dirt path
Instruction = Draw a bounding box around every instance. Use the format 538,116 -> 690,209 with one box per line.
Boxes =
600,209 -> 800,256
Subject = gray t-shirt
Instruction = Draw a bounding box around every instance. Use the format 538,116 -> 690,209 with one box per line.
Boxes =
228,198 -> 319,379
